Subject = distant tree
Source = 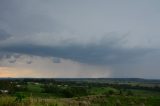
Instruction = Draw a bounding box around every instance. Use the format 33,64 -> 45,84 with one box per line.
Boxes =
15,93 -> 25,102
109,90 -> 114,95
104,89 -> 115,96
119,89 -> 123,95
62,88 -> 74,98
0,80 -> 16,94
126,90 -> 134,96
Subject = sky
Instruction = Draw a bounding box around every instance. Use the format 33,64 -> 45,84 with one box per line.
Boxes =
0,0 -> 160,78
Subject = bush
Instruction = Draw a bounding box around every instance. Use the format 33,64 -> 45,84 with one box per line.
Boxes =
126,90 -> 134,96
104,89 -> 115,96
14,93 -> 25,102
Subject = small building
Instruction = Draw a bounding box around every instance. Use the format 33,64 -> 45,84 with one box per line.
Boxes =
0,90 -> 8,94
16,85 -> 21,87
34,82 -> 39,85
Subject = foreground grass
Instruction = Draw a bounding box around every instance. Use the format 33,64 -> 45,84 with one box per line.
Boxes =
1,94 -> 160,106
0,95 -> 61,106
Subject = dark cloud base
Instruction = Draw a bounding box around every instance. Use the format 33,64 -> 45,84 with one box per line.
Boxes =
0,43 -> 151,65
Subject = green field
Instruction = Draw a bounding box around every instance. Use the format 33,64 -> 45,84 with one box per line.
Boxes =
0,78 -> 160,106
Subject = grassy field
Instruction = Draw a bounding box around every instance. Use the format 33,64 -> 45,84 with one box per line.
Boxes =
0,78 -> 160,106
27,83 -> 43,93
90,87 -> 118,95
1,94 -> 160,106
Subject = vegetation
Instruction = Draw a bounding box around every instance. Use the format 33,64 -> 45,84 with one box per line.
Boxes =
0,78 -> 160,106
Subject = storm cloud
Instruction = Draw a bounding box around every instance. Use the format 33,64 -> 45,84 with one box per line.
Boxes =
0,29 -> 11,41
0,0 -> 160,78
0,38 -> 151,65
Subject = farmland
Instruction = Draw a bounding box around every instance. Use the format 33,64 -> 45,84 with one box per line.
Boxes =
0,78 -> 160,106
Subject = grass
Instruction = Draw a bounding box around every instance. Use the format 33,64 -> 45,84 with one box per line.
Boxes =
0,95 -> 15,106
0,96 -> 62,106
90,87 -> 118,95
27,83 -> 43,93
15,83 -> 56,98
1,94 -> 160,106
1,82 -> 160,106
131,89 -> 160,97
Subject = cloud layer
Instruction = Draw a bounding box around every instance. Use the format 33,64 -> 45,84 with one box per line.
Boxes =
0,0 -> 160,78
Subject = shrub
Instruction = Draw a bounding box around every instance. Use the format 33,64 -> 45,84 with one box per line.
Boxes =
14,93 -> 25,102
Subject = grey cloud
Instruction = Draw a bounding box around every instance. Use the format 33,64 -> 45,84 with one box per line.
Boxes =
0,52 -> 21,64
0,29 -> 11,41
0,38 -> 151,65
8,59 -> 16,64
53,57 -> 61,63
0,52 -> 11,60
0,0 -> 160,78
26,60 -> 32,64
0,0 -> 61,35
